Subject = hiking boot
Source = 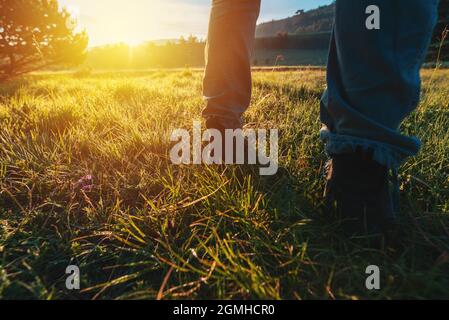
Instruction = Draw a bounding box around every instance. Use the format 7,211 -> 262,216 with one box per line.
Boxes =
324,149 -> 399,237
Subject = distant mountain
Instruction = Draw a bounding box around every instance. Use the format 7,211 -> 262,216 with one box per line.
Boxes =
256,3 -> 335,38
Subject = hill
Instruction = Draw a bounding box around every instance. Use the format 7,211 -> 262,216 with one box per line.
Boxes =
256,3 -> 335,38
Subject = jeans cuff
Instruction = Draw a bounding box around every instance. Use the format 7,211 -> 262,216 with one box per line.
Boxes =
320,129 -> 421,169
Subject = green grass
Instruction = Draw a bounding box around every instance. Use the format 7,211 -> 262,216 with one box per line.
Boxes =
253,49 -> 329,66
0,69 -> 448,300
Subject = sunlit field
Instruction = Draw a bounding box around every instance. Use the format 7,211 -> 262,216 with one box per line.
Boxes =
0,69 -> 448,299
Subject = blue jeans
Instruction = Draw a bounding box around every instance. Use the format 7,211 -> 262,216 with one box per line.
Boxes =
203,0 -> 439,168
203,0 -> 261,129
321,0 -> 439,169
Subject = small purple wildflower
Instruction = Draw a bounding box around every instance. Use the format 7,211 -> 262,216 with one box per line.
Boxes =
73,174 -> 94,192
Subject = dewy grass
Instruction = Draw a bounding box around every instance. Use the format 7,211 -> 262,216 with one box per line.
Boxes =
0,69 -> 448,299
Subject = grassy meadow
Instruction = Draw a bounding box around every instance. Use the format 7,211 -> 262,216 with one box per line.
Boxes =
253,49 -> 329,66
0,69 -> 448,300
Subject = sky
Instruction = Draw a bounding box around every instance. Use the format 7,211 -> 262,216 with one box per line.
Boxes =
58,0 -> 333,47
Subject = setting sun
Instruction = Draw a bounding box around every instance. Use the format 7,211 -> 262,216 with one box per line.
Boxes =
58,0 -> 210,46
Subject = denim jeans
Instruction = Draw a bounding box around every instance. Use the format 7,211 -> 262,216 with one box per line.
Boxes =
203,0 -> 261,129
203,0 -> 439,168
321,0 -> 439,169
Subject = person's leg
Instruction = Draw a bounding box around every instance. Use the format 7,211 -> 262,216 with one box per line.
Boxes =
202,0 -> 261,130
322,0 -> 439,233
322,0 -> 439,168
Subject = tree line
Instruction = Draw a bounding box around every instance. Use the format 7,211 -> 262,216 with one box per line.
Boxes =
85,36 -> 205,70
